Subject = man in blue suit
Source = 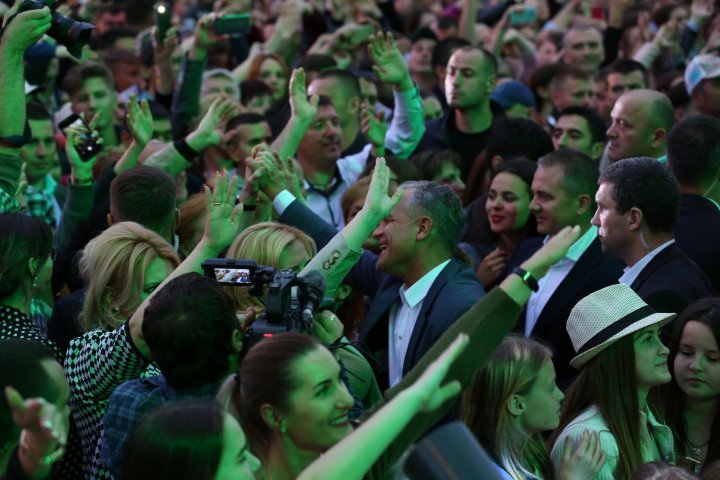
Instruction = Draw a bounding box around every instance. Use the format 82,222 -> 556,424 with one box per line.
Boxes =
268,175 -> 484,390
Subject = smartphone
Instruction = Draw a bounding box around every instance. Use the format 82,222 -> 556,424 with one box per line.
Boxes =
509,5 -> 537,26
155,3 -> 171,43
58,113 -> 102,162
203,259 -> 257,286
213,13 -> 251,36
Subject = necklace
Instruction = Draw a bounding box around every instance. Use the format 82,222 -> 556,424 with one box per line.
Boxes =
686,437 -> 710,457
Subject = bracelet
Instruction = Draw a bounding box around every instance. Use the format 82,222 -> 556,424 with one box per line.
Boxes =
173,139 -> 198,161
512,267 -> 539,292
19,430 -> 64,467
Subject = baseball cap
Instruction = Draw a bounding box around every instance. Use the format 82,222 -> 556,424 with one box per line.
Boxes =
490,80 -> 536,109
685,54 -> 720,95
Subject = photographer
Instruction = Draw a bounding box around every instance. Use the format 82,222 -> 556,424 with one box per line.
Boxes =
0,3 -> 50,214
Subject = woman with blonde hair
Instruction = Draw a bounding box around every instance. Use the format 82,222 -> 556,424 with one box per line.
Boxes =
224,222 -> 315,312
463,336 -> 604,479
66,221 -> 180,476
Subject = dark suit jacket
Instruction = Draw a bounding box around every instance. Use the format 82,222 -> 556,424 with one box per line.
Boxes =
280,200 -> 485,389
674,194 -> 720,293
506,236 -> 624,384
630,242 -> 715,315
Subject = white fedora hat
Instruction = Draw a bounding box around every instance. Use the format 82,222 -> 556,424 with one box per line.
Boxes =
567,284 -> 675,369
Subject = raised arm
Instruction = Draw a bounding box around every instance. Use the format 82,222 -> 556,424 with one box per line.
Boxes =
270,68 -> 318,161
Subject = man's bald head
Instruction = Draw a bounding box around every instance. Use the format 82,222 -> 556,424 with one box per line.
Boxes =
606,89 -> 673,161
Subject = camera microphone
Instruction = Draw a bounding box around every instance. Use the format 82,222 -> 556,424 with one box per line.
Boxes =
297,271 -> 326,325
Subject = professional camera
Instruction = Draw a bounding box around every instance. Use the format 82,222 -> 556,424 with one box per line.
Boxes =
14,0 -> 94,58
202,259 -> 326,354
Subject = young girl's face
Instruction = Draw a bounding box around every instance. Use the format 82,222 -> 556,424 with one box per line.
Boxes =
634,324 -> 672,390
674,320 -> 720,401
517,359 -> 565,433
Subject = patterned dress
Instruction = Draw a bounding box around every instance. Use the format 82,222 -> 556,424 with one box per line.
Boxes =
0,304 -> 62,361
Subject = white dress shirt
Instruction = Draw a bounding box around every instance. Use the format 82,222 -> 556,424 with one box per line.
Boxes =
524,226 -> 597,337
618,239 -> 675,286
388,259 -> 451,387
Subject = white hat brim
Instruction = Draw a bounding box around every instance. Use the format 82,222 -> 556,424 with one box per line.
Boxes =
569,312 -> 675,369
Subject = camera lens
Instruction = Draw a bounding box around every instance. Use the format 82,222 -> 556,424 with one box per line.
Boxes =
48,11 -> 95,58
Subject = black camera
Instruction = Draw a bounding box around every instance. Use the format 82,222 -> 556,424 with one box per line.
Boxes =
202,259 -> 326,354
16,0 -> 94,59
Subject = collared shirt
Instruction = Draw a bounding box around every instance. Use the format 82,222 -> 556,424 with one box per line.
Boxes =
23,174 -> 62,228
388,259 -> 451,387
525,226 -> 598,336
618,239 -> 675,286
99,375 -> 222,477
294,87 -> 424,229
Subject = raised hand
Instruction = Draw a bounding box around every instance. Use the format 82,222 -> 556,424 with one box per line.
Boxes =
189,97 -> 236,150
361,157 -> 404,220
361,106 -> 387,155
313,310 -> 344,344
368,32 -> 413,91
524,225 -> 581,277
127,93 -> 154,147
557,430 -> 606,480
691,0 -> 714,23
1,6 -> 51,54
289,68 -> 319,122
202,170 -> 246,253
5,386 -> 68,446
405,334 -> 469,412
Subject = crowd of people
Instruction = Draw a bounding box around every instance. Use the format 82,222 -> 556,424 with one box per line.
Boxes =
1,0 -> 720,478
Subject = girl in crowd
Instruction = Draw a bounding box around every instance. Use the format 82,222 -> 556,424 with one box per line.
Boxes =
654,298 -> 720,474
65,222 -> 180,476
247,54 -> 290,105
462,336 -> 604,480
477,158 -> 537,288
550,284 -> 676,479
123,334 -> 467,480
0,214 -> 59,360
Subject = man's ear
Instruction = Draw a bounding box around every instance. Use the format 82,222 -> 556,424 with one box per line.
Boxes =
490,155 -> 504,170
348,96 -> 360,115
107,212 -> 114,227
628,207 -> 643,231
651,128 -> 667,150
507,394 -> 525,417
416,216 -> 433,241
576,193 -> 592,215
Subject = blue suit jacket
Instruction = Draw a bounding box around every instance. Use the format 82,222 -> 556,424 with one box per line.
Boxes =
280,200 -> 485,389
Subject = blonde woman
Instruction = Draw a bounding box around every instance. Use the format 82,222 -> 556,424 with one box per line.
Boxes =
65,222 -> 180,477
462,336 -> 605,480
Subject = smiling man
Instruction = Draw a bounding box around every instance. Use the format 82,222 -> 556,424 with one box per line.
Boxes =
592,157 -> 714,314
503,149 -> 623,383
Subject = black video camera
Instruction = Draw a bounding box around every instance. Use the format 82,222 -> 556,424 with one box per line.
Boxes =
202,259 -> 326,354
13,0 -> 94,59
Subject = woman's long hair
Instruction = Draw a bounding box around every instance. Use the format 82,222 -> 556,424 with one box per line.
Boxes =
461,336 -> 552,479
651,298 -> 720,470
549,336 -> 642,479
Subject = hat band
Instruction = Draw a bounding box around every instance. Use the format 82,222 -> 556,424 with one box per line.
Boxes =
576,305 -> 656,356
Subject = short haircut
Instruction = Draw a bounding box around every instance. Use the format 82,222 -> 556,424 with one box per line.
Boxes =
667,115 -> 720,187
605,59 -> 649,87
109,166 -> 177,234
399,180 -> 465,252
316,68 -> 361,98
142,273 -> 240,389
454,45 -> 498,77
240,79 -> 272,104
294,54 -> 337,72
202,68 -> 240,96
486,117 -> 554,162
549,66 -> 591,92
563,24 -> 602,46
600,157 -> 680,233
0,339 -> 58,445
226,113 -> 266,132
63,62 -> 115,97
539,148 -> 599,201
409,150 -> 462,181
431,37 -> 470,69
556,106 -> 607,144
26,103 -> 52,122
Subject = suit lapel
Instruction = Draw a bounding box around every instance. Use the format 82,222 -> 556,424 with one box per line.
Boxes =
531,239 -> 604,336
630,244 -> 680,291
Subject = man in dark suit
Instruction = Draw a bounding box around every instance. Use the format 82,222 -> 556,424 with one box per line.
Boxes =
667,115 -> 720,292
593,156 -> 715,316
270,176 -> 484,390
504,149 -> 623,384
